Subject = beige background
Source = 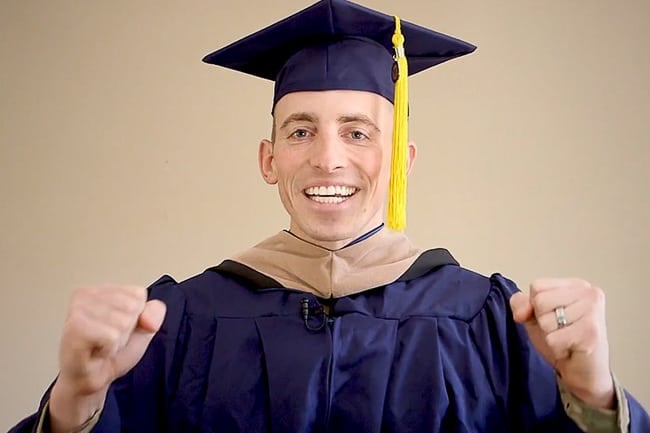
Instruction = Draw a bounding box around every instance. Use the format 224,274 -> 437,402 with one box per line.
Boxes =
1,0 -> 648,428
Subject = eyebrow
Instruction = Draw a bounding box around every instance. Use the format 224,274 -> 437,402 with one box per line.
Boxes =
279,111 -> 381,132
337,114 -> 381,133
278,112 -> 318,131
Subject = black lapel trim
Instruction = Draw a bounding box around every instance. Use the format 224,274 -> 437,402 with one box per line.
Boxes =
396,248 -> 459,282
210,248 -> 459,290
209,259 -> 285,290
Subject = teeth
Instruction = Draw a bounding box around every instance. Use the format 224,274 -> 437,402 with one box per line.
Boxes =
305,185 -> 356,197
310,195 -> 346,204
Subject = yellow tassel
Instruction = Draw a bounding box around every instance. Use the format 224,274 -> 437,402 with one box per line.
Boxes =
387,16 -> 408,231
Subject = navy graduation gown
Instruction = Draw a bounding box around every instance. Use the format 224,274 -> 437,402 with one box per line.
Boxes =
10,254 -> 650,432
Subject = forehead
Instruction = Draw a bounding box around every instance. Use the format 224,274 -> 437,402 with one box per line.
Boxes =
273,90 -> 394,123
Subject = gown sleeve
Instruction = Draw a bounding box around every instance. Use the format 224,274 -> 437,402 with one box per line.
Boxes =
471,273 -> 649,432
7,275 -> 186,433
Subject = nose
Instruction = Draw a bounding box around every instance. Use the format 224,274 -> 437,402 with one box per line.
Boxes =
308,133 -> 346,173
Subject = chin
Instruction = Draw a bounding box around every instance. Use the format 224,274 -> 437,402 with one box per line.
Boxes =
293,211 -> 379,244
307,224 -> 362,243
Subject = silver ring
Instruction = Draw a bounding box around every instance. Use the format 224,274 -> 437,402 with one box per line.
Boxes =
554,306 -> 568,329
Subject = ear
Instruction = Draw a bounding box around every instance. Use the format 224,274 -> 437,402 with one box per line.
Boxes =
406,140 -> 417,175
258,139 -> 278,184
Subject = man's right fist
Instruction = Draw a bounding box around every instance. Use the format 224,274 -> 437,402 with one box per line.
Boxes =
49,285 -> 166,432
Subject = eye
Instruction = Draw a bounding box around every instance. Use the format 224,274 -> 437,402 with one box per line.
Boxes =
290,128 -> 311,139
349,130 -> 369,140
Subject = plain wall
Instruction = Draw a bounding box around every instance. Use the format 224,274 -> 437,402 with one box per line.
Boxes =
1,0 -> 648,428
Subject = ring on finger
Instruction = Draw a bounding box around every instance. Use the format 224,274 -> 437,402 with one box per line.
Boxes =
554,305 -> 568,329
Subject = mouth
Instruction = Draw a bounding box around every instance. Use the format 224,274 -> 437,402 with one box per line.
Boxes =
303,185 -> 358,204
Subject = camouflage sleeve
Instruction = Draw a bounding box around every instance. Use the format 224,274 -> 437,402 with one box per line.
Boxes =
559,374 -> 630,433
35,401 -> 101,433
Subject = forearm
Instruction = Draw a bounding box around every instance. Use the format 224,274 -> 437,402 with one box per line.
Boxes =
559,374 -> 626,432
47,381 -> 106,433
36,401 -> 102,433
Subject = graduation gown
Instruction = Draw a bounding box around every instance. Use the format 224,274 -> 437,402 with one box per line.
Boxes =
10,230 -> 650,432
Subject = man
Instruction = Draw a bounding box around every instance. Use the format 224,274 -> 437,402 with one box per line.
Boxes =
9,0 -> 650,432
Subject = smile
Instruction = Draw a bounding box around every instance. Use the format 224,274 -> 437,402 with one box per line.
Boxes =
304,185 -> 358,204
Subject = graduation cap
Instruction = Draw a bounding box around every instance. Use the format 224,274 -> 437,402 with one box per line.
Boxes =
203,0 -> 476,231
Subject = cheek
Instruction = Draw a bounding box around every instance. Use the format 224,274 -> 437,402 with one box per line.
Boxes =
369,147 -> 390,186
273,151 -> 301,191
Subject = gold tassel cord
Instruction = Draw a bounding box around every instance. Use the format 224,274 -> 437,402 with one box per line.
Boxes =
387,16 -> 409,231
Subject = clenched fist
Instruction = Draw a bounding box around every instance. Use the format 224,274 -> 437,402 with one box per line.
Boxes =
510,278 -> 614,409
49,285 -> 166,432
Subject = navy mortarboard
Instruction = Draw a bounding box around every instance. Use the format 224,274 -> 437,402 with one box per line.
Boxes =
203,0 -> 476,230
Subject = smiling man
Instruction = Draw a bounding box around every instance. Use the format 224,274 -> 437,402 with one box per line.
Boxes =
261,90 -> 407,249
9,0 -> 650,432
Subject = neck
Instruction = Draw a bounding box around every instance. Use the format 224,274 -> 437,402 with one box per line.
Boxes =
286,223 -> 385,251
